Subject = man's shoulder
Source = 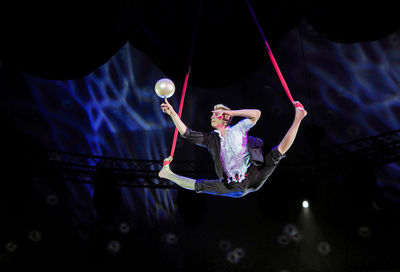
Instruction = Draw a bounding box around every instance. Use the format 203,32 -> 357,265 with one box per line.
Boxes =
247,135 -> 263,147
231,118 -> 255,133
234,118 -> 252,125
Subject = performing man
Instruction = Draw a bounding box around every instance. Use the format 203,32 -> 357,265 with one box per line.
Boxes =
159,99 -> 307,198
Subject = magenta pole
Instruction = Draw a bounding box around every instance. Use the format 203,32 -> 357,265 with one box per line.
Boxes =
245,0 -> 295,104
169,67 -> 191,158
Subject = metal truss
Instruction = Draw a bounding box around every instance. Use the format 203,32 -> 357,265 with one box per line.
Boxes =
42,150 -> 214,188
281,129 -> 400,182
37,129 -> 399,187
336,129 -> 400,166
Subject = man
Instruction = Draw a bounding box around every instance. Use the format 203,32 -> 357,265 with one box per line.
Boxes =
159,98 -> 307,198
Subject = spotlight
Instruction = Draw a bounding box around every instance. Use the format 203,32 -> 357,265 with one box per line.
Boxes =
28,230 -> 42,242
5,242 -> 17,253
232,247 -> 245,258
118,222 -> 130,234
107,240 -> 121,255
227,251 -> 240,264
291,232 -> 303,242
226,248 -> 246,264
357,226 -> 371,238
317,241 -> 331,255
372,201 -> 382,211
46,194 -> 59,205
302,200 -> 309,208
277,234 -> 290,246
283,224 -> 298,236
162,233 -> 178,245
219,240 -> 231,251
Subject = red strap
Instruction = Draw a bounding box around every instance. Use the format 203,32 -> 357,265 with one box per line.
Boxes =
163,160 -> 171,166
294,102 -> 304,108
246,0 -> 295,104
169,67 -> 191,158
264,41 -> 295,104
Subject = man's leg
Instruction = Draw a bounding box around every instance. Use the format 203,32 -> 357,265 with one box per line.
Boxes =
244,148 -> 284,192
159,157 -> 244,197
245,102 -> 307,192
158,157 -> 195,190
277,102 -> 307,154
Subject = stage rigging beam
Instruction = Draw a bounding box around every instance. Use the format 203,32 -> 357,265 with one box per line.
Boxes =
33,130 -> 399,188
40,150 -> 213,188
281,129 -> 400,182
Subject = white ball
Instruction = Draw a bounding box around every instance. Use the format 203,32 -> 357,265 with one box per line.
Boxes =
155,78 -> 175,98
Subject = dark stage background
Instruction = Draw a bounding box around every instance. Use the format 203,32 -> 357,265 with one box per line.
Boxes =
1,2 -> 399,271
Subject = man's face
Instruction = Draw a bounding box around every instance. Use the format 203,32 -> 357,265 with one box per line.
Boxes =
211,111 -> 226,128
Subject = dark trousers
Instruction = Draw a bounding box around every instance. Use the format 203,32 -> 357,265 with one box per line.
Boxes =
195,147 -> 285,198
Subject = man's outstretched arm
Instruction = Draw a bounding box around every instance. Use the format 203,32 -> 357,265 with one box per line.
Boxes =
277,102 -> 307,155
161,98 -> 187,135
161,98 -> 209,147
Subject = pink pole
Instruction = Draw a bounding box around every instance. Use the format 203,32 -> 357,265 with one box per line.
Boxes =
246,0 -> 295,104
169,67 -> 191,158
264,41 -> 295,104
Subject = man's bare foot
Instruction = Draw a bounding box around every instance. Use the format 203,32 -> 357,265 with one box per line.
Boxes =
159,157 -> 173,179
294,101 -> 307,120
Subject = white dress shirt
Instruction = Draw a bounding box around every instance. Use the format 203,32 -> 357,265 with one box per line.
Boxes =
215,118 -> 255,183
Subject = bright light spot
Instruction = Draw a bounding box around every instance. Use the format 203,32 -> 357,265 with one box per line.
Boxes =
283,224 -> 298,236
357,226 -> 372,238
162,233 -> 178,244
317,241 -> 331,255
118,222 -> 131,234
107,240 -> 121,255
28,230 -> 42,242
219,240 -> 231,251
302,200 -> 309,208
226,248 -> 245,264
277,234 -> 290,245
5,242 -> 17,253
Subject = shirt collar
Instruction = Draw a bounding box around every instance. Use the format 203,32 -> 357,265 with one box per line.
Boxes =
214,126 -> 230,138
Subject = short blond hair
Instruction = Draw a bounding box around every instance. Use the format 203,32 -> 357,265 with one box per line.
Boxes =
213,104 -> 233,125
